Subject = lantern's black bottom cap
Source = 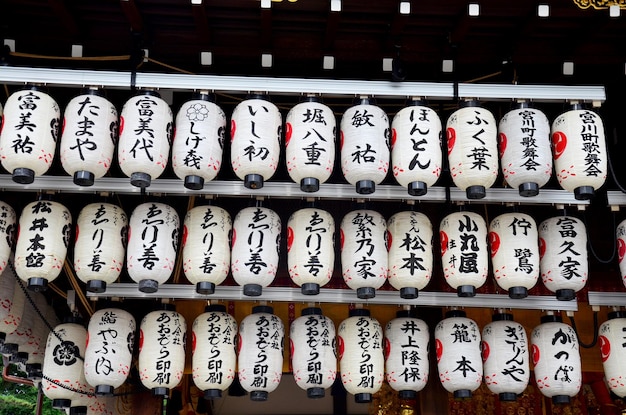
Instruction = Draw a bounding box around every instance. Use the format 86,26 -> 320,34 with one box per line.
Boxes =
53,399 -> 71,409
574,186 -> 594,200
454,389 -> 472,399
457,285 -> 475,297
307,387 -> 325,399
13,352 -> 28,363
184,175 -> 205,190
301,177 -> 320,193
130,172 -> 151,188
74,170 -> 95,187
152,387 -> 169,397
499,392 -> 518,401
508,286 -> 528,299
196,281 -> 215,295
69,405 -> 88,415
250,391 -> 268,401
2,342 -> 17,355
12,168 -> 34,184
301,283 -> 320,295
466,185 -> 486,200
95,385 -> 115,396
86,279 -> 106,293
0,332 -> 5,344
408,181 -> 427,196
28,277 -> 47,292
356,180 -> 375,194
556,289 -> 576,301
26,363 -> 42,379
244,174 -> 264,189
552,395 -> 570,405
355,393 -> 372,403
399,390 -> 417,400
519,182 -> 539,197
243,283 -> 263,297
203,389 -> 222,399
357,287 -> 376,299
400,287 -> 418,299
138,279 -> 159,293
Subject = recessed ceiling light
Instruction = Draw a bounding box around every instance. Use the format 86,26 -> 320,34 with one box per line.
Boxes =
468,3 -> 480,16
323,56 -> 335,70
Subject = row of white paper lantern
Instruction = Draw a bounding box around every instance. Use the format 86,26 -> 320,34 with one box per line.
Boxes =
0,87 -> 607,200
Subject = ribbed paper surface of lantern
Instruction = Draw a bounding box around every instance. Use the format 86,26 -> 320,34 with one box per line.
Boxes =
126,202 -> 180,293
17,292 -> 48,359
74,203 -> 128,293
0,88 -> 60,182
182,205 -> 231,294
498,106 -> 552,196
539,216 -> 588,301
481,315 -> 530,400
435,312 -> 483,398
531,317 -> 582,403
237,307 -> 284,401
117,91 -> 173,187
84,308 -> 135,395
599,314 -> 626,397
338,310 -> 384,403
387,211 -> 433,298
446,103 -> 498,199
340,209 -> 388,299
191,306 -> 238,399
340,100 -> 390,194
2,289 -> 38,356
14,200 -> 72,290
231,206 -> 281,296
0,201 -> 16,271
172,95 -> 226,189
287,208 -> 335,295
60,90 -> 118,185
290,308 -> 336,398
285,99 -> 336,191
230,97 -> 282,188
489,212 -> 539,299
439,211 -> 488,296
26,298 -> 56,380
0,259 -> 25,340
139,309 -> 186,395
87,395 -> 115,415
384,314 -> 429,397
617,219 -> 626,288
391,102 -> 442,195
551,107 -> 607,199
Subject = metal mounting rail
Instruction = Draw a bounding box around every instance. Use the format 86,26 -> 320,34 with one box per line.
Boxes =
587,291 -> 626,307
607,191 -> 626,208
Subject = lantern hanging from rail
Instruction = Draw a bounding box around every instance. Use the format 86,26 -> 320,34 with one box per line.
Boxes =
192,304 -> 238,399
551,103 -> 607,200
384,309 -> 429,399
285,96 -> 336,192
0,258 -> 25,345
59,87 -> 118,187
287,207 -> 335,295
139,305 -> 187,397
0,201 -> 16,272
16,291 -> 49,372
435,309 -> 483,399
598,310 -> 626,398
118,89 -> 173,188
183,205 -> 231,295
446,100 -> 498,199
237,305 -> 284,401
340,208 -> 388,299
230,94 -> 282,189
489,212 -> 539,299
84,307 -> 136,396
0,86 -> 60,184
498,102 -> 552,197
539,215 -> 588,301
172,92 -> 226,190
391,99 -> 442,196
231,205 -> 281,296
338,308 -> 384,403
387,210 -> 433,299
74,203 -> 128,293
439,210 -> 488,297
1,288 -> 38,357
340,97 -> 390,195
14,200 -> 72,292
28,299 -> 58,381
530,313 -> 582,405
617,219 -> 626,289
481,311 -> 530,401
68,378 -> 94,415
127,202 -> 180,293
290,307 -> 336,399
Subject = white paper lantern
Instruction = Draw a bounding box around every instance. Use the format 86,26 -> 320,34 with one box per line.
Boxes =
139,307 -> 186,396
14,200 -> 72,292
84,307 -> 136,396
340,209 -> 388,299
27,299 -> 57,381
0,258 -> 25,343
481,312 -> 530,401
0,86 -> 60,184
446,101 -> 498,199
435,310 -> 483,398
439,211 -> 488,297
230,95 -> 282,189
340,97 -> 390,194
74,203 -> 128,293
498,103 -> 552,197
531,314 -> 582,405
68,378 -> 94,415
552,105 -> 607,200
118,90 -> 173,188
387,211 -> 433,299
231,206 -> 280,296
290,307 -> 336,398
237,305 -> 284,401
338,308 -> 384,403
1,288 -> 37,357
598,311 -> 626,398
16,291 -> 48,365
182,205 -> 231,295
60,87 -> 118,186
384,310 -> 429,399
489,212 -> 540,299
539,215 -> 588,301
86,394 -> 115,415
391,99 -> 442,196
126,202 -> 180,293
0,201 -> 16,271
172,92 -> 226,190
192,304 -> 238,399
285,97 -> 336,192
617,219 -> 626,289
287,207 -> 335,295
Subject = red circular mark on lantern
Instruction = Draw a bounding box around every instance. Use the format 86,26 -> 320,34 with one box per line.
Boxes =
339,130 -> 344,151
386,230 -> 392,252
538,237 -> 546,259
618,239 -> 626,264
138,329 -> 144,352
0,116 -> 4,134
339,229 -> 345,252
237,334 -> 242,354
552,131 -> 567,160
181,225 -> 188,248
390,128 -> 397,149
16,224 -> 20,242
599,335 -> 610,362
481,341 -> 490,362
498,132 -> 507,159
75,224 -> 80,241
231,228 -> 236,247
289,338 -> 294,357
127,226 -> 131,245
446,128 -> 456,155
435,338 -> 443,363
85,331 -> 89,348
191,331 -> 196,353
531,344 -> 540,366
62,117 -> 66,136
285,122 -> 292,147
488,232 -> 500,258
337,336 -> 345,361
286,227 -> 294,252
119,116 -> 125,135
230,119 -> 236,143
172,127 -> 177,142
383,338 -> 391,360
439,231 -> 448,255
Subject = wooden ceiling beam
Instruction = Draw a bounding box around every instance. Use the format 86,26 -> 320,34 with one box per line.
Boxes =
191,2 -> 211,44
261,8 -> 273,50
120,0 -> 144,33
47,0 -> 80,38
323,11 -> 341,52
